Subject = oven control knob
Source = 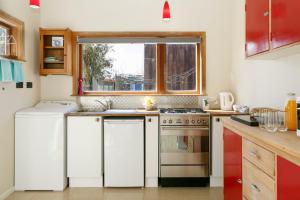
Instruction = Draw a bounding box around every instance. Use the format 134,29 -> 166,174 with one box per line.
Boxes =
169,120 -> 173,124
192,120 -> 195,124
186,120 -> 189,124
197,120 -> 201,124
163,120 -> 167,124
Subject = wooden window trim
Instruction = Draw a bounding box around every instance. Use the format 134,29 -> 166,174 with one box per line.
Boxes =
72,32 -> 206,96
0,10 -> 25,61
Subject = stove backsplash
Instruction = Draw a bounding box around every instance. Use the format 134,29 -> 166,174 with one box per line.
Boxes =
78,96 -> 204,110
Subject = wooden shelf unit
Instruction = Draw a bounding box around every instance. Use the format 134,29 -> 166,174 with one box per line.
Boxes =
40,28 -> 72,75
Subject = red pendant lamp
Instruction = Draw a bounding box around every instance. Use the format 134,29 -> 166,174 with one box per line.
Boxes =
29,0 -> 40,9
162,0 -> 171,21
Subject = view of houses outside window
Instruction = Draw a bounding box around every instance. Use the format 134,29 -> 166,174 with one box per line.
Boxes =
81,42 -> 197,92
82,43 -> 157,92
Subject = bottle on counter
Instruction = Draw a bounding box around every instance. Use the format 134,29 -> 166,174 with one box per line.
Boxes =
285,93 -> 297,131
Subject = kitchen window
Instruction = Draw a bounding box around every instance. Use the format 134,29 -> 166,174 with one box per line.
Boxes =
74,32 -> 206,95
0,10 -> 25,61
81,43 -> 157,92
0,24 -> 10,56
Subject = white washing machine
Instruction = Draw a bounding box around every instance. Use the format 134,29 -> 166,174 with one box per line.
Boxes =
15,101 -> 78,191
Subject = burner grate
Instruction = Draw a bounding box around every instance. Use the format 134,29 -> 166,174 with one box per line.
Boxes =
160,108 -> 206,114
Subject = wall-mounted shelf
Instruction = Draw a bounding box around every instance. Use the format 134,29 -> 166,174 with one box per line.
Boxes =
40,28 -> 72,76
44,46 -> 65,49
44,61 -> 64,64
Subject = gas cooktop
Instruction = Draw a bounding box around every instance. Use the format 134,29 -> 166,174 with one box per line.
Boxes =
159,108 -> 207,114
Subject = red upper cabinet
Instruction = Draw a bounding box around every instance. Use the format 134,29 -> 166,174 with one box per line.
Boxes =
277,156 -> 300,200
223,128 -> 242,200
245,0 -> 270,57
271,0 -> 300,49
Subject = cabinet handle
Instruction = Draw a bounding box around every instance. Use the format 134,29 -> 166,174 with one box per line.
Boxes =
148,118 -> 152,122
251,183 -> 261,192
216,118 -> 220,122
263,11 -> 269,17
250,149 -> 260,158
237,179 -> 242,184
95,118 -> 100,122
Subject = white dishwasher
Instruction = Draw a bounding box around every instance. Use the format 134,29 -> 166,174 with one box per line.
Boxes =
104,117 -> 144,187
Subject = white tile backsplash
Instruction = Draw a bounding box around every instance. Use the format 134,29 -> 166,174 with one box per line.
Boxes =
78,96 -> 203,110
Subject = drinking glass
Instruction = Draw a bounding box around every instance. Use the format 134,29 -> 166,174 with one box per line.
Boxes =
266,111 -> 278,133
277,111 -> 288,132
258,109 -> 268,129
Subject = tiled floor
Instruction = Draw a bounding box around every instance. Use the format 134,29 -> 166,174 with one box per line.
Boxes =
6,187 -> 223,200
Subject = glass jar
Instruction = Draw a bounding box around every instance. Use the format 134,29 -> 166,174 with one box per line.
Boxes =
285,93 -> 297,131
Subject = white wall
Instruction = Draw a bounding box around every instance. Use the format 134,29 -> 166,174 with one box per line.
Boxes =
0,0 -> 40,197
40,0 -> 233,100
231,0 -> 300,109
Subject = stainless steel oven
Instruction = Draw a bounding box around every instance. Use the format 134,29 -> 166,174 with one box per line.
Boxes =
159,108 -> 210,187
160,126 -> 209,177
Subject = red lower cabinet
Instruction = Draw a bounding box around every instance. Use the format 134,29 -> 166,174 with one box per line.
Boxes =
224,128 -> 243,200
277,156 -> 300,200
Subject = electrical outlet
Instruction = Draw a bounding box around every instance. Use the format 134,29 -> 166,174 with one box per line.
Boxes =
26,82 -> 33,88
16,82 -> 23,88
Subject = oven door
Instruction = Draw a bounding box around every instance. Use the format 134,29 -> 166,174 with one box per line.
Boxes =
160,126 -> 209,166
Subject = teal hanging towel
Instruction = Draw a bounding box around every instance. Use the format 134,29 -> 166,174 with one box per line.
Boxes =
0,59 -> 13,82
12,61 -> 24,82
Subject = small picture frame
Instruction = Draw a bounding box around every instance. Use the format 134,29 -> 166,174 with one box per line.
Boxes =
52,36 -> 64,47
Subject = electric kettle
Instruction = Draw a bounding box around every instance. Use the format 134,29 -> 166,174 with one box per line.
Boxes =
219,92 -> 235,111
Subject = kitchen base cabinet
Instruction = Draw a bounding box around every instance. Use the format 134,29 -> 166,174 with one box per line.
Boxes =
224,128 -> 243,200
243,158 -> 275,200
67,116 -> 103,187
224,119 -> 300,200
145,116 -> 159,187
277,156 -> 300,200
210,117 -> 229,187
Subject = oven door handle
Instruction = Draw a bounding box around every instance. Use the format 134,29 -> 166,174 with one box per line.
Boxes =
161,127 -> 209,136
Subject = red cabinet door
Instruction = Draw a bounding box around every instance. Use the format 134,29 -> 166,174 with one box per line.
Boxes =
277,156 -> 300,200
245,0 -> 270,57
272,0 -> 300,49
223,128 -> 242,200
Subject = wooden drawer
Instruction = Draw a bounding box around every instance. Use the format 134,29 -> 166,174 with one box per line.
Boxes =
243,139 -> 275,177
243,159 -> 275,200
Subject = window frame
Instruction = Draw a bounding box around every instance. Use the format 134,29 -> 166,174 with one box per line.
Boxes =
72,32 -> 206,96
0,23 -> 11,56
0,10 -> 25,61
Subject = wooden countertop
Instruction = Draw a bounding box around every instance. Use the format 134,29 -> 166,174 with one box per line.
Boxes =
67,109 -> 246,117
223,118 -> 300,166
66,109 -> 160,117
205,109 -> 248,116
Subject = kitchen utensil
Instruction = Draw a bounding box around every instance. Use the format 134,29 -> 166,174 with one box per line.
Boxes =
219,92 -> 234,111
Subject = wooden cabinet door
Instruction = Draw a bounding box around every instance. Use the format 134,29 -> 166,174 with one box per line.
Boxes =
224,128 -> 242,200
277,156 -> 300,200
67,116 -> 102,179
271,0 -> 300,49
245,0 -> 270,57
